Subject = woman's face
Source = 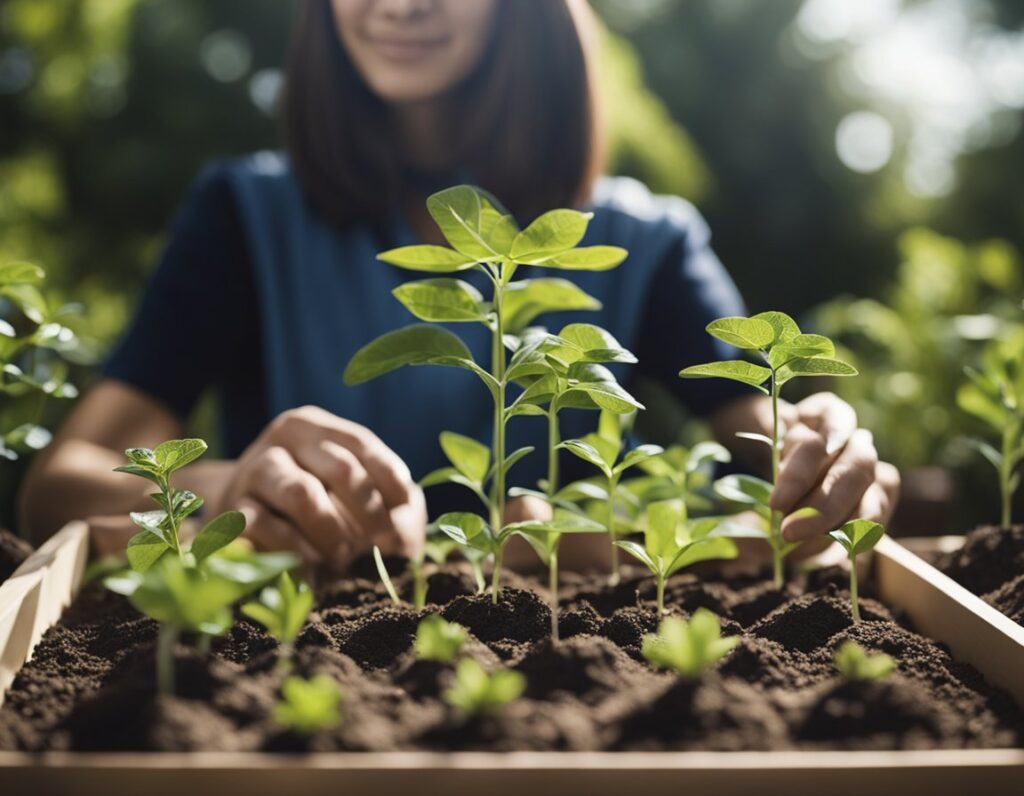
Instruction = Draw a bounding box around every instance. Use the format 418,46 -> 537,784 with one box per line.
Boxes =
332,0 -> 499,104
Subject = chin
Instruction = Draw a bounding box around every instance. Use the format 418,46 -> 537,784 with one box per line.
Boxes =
365,74 -> 454,104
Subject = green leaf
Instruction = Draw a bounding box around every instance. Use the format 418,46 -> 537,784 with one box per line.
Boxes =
344,324 -> 474,385
965,438 -> 1003,471
274,675 -> 343,734
373,545 -> 401,605
154,439 -> 208,474
776,357 -> 858,385
687,441 -> 732,472
125,530 -> 170,572
1,284 -> 47,324
615,444 -> 664,475
559,364 -> 644,414
485,446 -> 534,484
557,323 -> 637,364
714,474 -> 773,507
705,317 -> 775,350
834,641 -> 895,682
501,278 -> 601,332
0,261 -> 45,285
829,518 -> 885,557
679,360 -> 772,391
378,245 -> 478,273
751,311 -> 800,344
615,539 -> 657,572
641,609 -> 739,679
443,658 -> 525,716
440,431 -> 490,484
391,278 -> 486,322
957,382 -> 1006,429
414,614 -> 467,663
666,536 -> 738,576
510,209 -> 591,262
113,463 -> 163,485
645,499 -> 685,560
191,511 -> 247,562
129,509 -> 173,546
437,512 -> 494,553
426,186 -> 500,261
535,246 -> 627,271
241,572 -> 313,645
557,438 -> 613,478
768,334 -> 835,368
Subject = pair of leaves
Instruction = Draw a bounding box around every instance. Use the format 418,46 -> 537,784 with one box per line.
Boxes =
501,278 -> 601,333
508,510 -> 605,566
641,609 -> 739,679
834,640 -> 895,682
414,614 -> 467,663
443,658 -> 525,716
274,675 -> 343,734
559,435 -> 664,481
105,550 -> 297,635
616,499 -> 739,579
114,439 -> 209,485
126,510 -> 246,573
418,430 -> 533,508
829,518 -> 885,559
241,571 -> 314,646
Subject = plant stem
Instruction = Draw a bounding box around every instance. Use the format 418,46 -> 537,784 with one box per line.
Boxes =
549,545 -> 560,642
491,546 -> 504,605
156,624 -> 178,695
489,270 -> 508,601
607,474 -> 620,586
769,377 -> 784,588
850,564 -> 860,623
160,476 -> 184,561
547,409 -> 560,499
1001,424 -> 1014,529
656,574 -> 666,619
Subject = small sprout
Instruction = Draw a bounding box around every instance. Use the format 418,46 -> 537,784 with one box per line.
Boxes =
436,512 -> 524,604
616,499 -> 740,618
443,658 -> 525,717
241,572 -> 314,670
681,312 -> 857,586
829,519 -> 885,622
641,608 -> 738,679
273,674 -> 343,734
373,545 -> 402,605
834,641 -> 895,682
958,341 -> 1024,528
559,410 -> 664,585
414,614 -> 467,663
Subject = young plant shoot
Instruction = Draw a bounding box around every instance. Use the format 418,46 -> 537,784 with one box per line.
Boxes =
443,658 -> 525,717
274,675 -> 343,735
641,608 -> 739,679
345,185 -> 627,601
558,410 -> 664,585
680,312 -> 857,586
616,499 -> 740,618
958,340 -> 1024,528
241,571 -> 314,670
106,438 -> 297,693
414,614 -> 467,663
834,640 -> 895,682
829,519 -> 885,622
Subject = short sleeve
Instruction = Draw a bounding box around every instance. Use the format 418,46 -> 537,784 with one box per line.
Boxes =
102,164 -> 259,420
632,213 -> 755,417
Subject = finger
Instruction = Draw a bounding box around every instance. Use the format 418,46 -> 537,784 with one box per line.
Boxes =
505,495 -> 553,524
246,445 -> 356,567
781,429 -> 880,543
873,462 -> 901,524
852,482 -> 890,525
771,423 -> 832,513
238,497 -> 322,567
378,485 -> 427,558
293,439 -> 391,537
794,392 -> 857,455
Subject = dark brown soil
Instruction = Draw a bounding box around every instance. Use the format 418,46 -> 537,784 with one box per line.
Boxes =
0,561 -> 1021,752
937,524 -> 1024,625
0,529 -> 32,584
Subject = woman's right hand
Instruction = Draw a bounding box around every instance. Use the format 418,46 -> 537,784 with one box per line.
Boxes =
210,405 -> 426,570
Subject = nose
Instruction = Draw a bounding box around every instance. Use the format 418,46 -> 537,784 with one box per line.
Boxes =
374,0 -> 437,21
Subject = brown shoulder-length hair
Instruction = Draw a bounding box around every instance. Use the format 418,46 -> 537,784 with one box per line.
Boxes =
284,0 -> 604,229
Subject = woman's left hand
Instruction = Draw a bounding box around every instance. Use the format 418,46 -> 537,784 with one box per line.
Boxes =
766,392 -> 901,543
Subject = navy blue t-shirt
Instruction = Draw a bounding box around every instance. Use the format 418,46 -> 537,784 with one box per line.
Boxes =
104,154 -> 750,511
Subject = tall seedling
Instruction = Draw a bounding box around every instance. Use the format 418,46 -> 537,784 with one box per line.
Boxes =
345,186 -> 626,601
680,312 -> 857,586
829,519 -> 885,622
958,339 -> 1024,528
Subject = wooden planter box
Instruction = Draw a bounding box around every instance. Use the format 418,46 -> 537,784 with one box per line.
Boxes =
0,524 -> 1022,796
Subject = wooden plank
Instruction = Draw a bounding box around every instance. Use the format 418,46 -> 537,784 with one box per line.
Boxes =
874,535 -> 1024,706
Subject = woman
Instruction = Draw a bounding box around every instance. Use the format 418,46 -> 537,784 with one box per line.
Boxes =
20,0 -> 899,571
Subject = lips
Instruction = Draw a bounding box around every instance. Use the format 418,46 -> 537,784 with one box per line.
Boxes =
365,34 -> 449,61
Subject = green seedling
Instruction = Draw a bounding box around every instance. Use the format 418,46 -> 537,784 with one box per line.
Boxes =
241,571 -> 314,670
616,499 -> 740,618
372,544 -> 402,606
345,185 -> 627,601
0,261 -> 80,461
114,439 -> 246,571
414,614 -> 467,663
829,519 -> 885,622
558,410 -> 664,584
632,441 -> 732,511
681,312 -> 857,586
958,340 -> 1024,528
274,674 -> 343,734
106,548 -> 296,693
641,608 -> 739,679
443,658 -> 525,717
506,509 -> 604,641
434,511 -> 531,603
834,640 -> 895,682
